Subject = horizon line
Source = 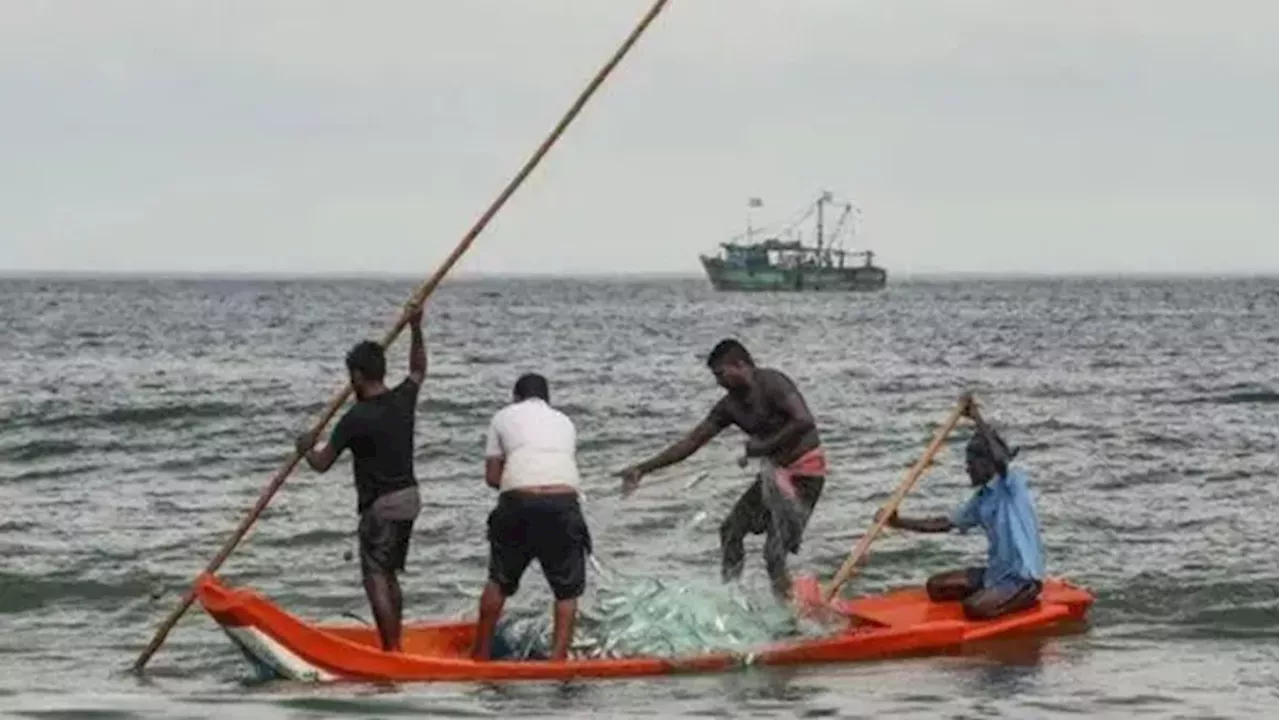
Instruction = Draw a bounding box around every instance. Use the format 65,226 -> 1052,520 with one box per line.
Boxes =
0,268 -> 1276,282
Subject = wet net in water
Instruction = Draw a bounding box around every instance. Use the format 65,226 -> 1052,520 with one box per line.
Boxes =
491,482 -> 845,660
493,571 -> 842,661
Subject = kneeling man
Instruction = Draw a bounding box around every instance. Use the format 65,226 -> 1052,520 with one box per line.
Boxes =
879,396 -> 1044,620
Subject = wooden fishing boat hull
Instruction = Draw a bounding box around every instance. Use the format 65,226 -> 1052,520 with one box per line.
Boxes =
773,575 -> 1094,664
194,573 -> 1093,683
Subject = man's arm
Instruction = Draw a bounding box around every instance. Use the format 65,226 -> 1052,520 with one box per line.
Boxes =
483,416 -> 503,490
617,411 -> 725,494
295,412 -> 353,474
878,488 -> 980,534
406,305 -> 426,386
970,413 -> 1009,466
963,393 -> 1013,468
882,510 -> 954,533
744,375 -> 816,458
636,415 -> 723,476
300,443 -> 339,473
295,431 -> 340,473
484,457 -> 504,489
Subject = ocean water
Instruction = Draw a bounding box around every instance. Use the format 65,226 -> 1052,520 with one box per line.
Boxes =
0,275 -> 1276,719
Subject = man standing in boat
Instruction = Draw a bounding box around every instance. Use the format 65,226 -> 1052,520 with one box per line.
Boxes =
471,373 -> 591,661
616,339 -> 826,600
295,305 -> 426,652
878,395 -> 1045,619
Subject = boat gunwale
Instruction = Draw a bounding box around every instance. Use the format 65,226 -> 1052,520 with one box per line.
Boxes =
195,573 -> 1094,683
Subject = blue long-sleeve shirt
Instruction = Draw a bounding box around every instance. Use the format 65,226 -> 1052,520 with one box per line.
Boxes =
950,467 -> 1045,588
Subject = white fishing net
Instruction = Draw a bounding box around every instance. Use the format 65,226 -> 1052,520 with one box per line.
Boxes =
493,495 -> 843,660
495,572 -> 837,660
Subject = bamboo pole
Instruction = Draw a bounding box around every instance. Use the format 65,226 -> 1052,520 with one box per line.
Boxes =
131,0 -> 673,672
822,399 -> 967,602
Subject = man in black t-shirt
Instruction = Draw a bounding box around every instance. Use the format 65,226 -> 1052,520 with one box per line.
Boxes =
617,339 -> 828,600
296,306 -> 426,652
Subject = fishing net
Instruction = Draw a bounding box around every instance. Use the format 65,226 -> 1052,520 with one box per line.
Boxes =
490,475 -> 845,661
493,572 -> 837,661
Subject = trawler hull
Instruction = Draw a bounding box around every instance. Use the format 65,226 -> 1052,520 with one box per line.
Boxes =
700,257 -> 887,292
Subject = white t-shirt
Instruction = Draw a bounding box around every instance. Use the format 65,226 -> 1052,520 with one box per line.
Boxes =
484,398 -> 581,492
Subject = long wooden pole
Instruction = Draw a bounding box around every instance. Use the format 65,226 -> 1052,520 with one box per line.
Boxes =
131,0 -> 672,673
822,399 -> 967,602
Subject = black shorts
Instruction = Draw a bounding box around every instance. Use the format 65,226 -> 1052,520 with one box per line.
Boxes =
487,491 -> 592,601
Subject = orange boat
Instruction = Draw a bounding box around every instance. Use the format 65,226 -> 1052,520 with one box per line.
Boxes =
194,572 -> 1093,683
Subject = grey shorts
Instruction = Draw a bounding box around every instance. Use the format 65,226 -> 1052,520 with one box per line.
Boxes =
948,566 -> 1043,618
357,486 -> 421,576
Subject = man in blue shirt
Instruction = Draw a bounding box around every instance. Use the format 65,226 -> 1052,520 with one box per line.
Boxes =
879,397 -> 1045,619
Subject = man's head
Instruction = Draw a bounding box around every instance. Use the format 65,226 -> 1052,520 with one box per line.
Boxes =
706,338 -> 755,391
513,372 -> 550,403
965,429 -> 1011,486
345,340 -> 386,398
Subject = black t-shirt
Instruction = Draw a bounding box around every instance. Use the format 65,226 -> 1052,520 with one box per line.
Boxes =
708,367 -> 821,466
329,378 -> 420,513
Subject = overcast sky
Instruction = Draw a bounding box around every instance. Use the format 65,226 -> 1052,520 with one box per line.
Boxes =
1,0 -> 1275,276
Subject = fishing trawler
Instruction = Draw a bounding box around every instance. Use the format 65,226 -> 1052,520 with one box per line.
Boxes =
699,192 -> 887,292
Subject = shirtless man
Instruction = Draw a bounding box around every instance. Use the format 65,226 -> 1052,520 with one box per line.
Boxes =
617,339 -> 827,599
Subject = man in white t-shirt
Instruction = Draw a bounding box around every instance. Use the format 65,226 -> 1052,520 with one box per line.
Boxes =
470,373 -> 591,661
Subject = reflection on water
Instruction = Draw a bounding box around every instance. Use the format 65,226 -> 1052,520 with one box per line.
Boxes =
952,635 -> 1052,698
